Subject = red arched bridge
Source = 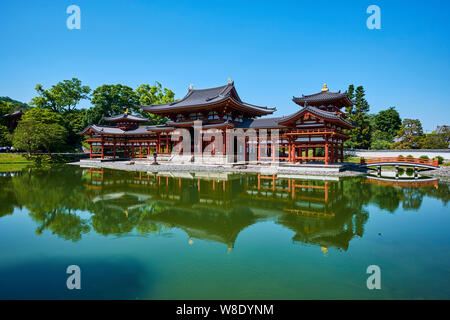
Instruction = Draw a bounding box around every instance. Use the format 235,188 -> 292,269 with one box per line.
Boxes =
360,157 -> 439,170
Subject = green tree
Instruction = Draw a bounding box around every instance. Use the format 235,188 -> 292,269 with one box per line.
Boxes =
344,85 -> 372,149
21,107 -> 64,125
84,84 -> 139,125
370,130 -> 392,149
30,78 -> 90,113
392,119 -> 425,149
374,107 -> 402,139
136,82 -> 175,105
0,125 -> 11,146
422,127 -> 449,149
0,97 -> 30,112
0,100 -> 14,126
135,82 -> 175,124
63,109 -> 87,148
13,121 -> 67,154
13,108 -> 67,153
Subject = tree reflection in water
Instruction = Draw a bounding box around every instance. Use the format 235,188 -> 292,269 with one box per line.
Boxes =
0,166 -> 448,250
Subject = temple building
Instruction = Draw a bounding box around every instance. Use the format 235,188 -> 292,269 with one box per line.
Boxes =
81,81 -> 354,165
3,110 -> 23,131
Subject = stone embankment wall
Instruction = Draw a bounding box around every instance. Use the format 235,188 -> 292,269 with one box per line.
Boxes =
345,149 -> 450,160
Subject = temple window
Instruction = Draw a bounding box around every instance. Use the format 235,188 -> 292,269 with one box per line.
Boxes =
208,111 -> 219,120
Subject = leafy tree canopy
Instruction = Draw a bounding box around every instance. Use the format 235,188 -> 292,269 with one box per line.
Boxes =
22,107 -> 64,125
0,125 -> 11,146
84,84 -> 139,126
135,82 -> 175,124
0,97 -> 30,112
374,107 -> 402,139
392,119 -> 425,149
13,121 -> 67,154
136,82 -> 175,105
30,78 -> 90,113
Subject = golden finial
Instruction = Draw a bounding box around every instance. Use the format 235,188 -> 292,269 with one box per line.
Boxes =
189,84 -> 194,89
321,84 -> 329,92
228,78 -> 232,83
125,108 -> 129,114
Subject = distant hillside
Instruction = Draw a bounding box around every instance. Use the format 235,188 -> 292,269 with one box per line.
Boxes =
0,97 -> 30,111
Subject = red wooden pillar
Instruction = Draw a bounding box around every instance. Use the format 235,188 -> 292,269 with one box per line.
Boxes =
113,143 -> 116,158
325,136 -> 329,165
139,145 -> 142,159
89,143 -> 92,159
340,142 -> 344,162
101,142 -> 104,159
166,133 -> 169,153
288,141 -> 291,162
158,133 -> 161,153
293,145 -> 297,164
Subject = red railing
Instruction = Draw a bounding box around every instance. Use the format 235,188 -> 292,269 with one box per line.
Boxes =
361,157 -> 439,167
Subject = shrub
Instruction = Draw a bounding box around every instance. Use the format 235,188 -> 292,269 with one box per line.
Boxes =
434,156 -> 444,165
406,154 -> 414,158
398,155 -> 404,158
419,155 -> 429,160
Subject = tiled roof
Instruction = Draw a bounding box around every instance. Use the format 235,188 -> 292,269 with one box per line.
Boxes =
279,106 -> 353,127
142,82 -> 276,115
236,117 -> 285,129
435,125 -> 449,134
81,124 -> 151,136
104,113 -> 148,122
3,110 -> 24,118
293,90 -> 353,108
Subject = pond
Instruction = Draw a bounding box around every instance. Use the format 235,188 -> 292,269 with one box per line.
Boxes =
0,165 -> 449,299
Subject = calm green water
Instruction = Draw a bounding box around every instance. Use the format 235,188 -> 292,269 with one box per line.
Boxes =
0,165 -> 449,299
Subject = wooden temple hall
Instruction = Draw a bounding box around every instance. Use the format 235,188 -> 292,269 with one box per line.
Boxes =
81,81 -> 354,165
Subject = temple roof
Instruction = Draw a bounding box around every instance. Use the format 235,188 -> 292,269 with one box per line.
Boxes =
141,82 -> 276,116
104,112 -> 148,123
278,106 -> 354,128
3,110 -> 24,118
80,124 -> 152,136
293,85 -> 353,108
236,117 -> 285,129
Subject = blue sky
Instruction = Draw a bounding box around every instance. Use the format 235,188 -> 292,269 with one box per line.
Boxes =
0,0 -> 449,131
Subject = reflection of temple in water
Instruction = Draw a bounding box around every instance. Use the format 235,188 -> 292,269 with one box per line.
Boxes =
83,168 -> 368,251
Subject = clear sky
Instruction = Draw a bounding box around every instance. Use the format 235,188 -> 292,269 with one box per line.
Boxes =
0,0 -> 449,131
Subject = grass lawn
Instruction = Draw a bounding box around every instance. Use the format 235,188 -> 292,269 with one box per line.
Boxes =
0,153 -> 33,172
344,157 -> 361,164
